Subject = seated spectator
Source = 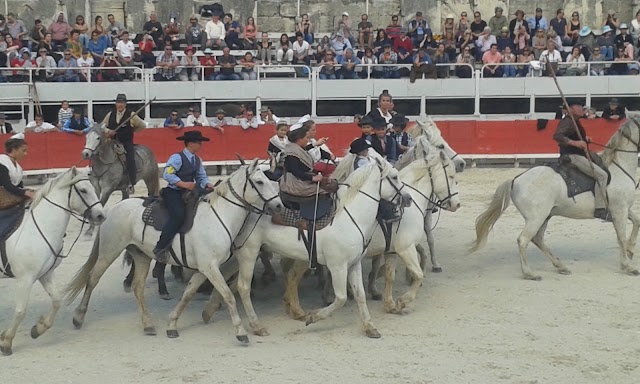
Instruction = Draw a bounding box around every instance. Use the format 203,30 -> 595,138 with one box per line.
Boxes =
417,33 -> 437,52
394,33 -> 414,64
615,24 -> 633,50
482,44 -> 503,77
335,12 -> 356,47
496,27 -> 514,52
457,29 -> 476,58
258,106 -> 279,124
240,51 -> 257,80
72,15 -> 88,43
98,48 -> 123,81
292,32 -> 311,66
501,46 -> 516,77
179,46 -> 200,81
55,49 -> 79,82
408,11 -> 430,47
163,110 -> 185,129
609,48 -> 631,75
185,15 -> 207,47
235,103 -> 248,118
240,109 -> 260,129
338,48 -> 361,79
257,32 -> 272,64
298,13 -> 314,45
433,43 -> 450,78
319,51 -> 338,79
186,107 -> 208,126
475,26 -> 496,60
38,33 -> 55,56
143,12 -> 164,47
25,113 -> 58,133
379,44 -> 401,79
0,113 -> 13,134
63,107 -> 91,135
57,100 -> 73,128
528,8 -> 548,33
164,18 -> 180,50
277,41 -> 293,64
540,39 -> 562,76
602,10 -> 621,35
549,8 -> 570,46
442,31 -> 457,61
509,10 -> 530,39
564,46 -> 586,76
589,47 -> 605,76
456,13 -> 470,38
138,32 -> 156,68
386,15 -> 403,43
547,30 -> 563,52
567,12 -> 581,46
35,47 -> 56,81
76,49 -> 94,81
455,46 -> 475,78
516,47 -> 534,77
4,34 -> 21,60
531,28 -> 547,59
576,27 -> 596,60
601,98 -> 625,120
216,47 -> 240,80
106,14 -> 125,45
361,47 -> 380,78
66,29 -> 82,59
373,29 -> 392,57
488,7 -> 508,35
597,26 -> 615,60
48,12 -> 70,49
116,31 -> 135,79
10,48 -> 34,82
30,19 -> 46,52
410,48 -> 436,82
224,13 -> 243,49
624,42 -> 639,74
205,14 -> 226,48
155,45 -> 180,81
331,32 -> 352,60
87,30 -> 109,65
470,11 -> 487,39
244,17 -> 257,49
210,109 -> 229,131
199,48 -> 217,80
512,25 -> 529,54
358,14 -> 373,48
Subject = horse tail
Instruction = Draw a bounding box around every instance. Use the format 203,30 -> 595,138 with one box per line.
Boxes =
64,231 -> 101,305
468,180 -> 512,254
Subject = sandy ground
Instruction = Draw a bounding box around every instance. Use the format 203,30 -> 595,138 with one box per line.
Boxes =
2,168 -> 640,384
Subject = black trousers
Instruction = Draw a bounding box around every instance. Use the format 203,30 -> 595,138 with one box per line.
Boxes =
156,188 -> 185,250
120,139 -> 137,186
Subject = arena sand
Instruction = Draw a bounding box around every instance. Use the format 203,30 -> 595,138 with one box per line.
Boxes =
1,168 -> 640,384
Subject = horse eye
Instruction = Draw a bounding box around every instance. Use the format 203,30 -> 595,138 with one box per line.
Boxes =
437,144 -> 445,149
79,188 -> 87,193
256,180 -> 264,185
393,176 -> 398,180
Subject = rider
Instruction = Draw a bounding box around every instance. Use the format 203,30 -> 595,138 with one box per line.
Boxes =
553,98 -> 610,220
0,133 -> 36,209
153,130 -> 215,262
101,94 -> 146,194
267,121 -> 290,180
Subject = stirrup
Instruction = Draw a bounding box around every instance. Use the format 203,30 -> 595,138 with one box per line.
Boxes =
593,208 -> 612,222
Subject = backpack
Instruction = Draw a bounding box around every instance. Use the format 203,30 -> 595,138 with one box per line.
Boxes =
199,3 -> 224,18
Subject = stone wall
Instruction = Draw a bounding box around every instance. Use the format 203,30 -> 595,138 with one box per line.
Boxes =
3,0 -> 638,35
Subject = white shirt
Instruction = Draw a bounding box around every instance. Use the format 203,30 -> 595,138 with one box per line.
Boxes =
476,34 -> 497,52
240,117 -> 259,129
0,154 -> 23,186
540,49 -> 562,63
205,20 -> 226,40
77,56 -> 94,77
186,114 -> 208,126
116,40 -> 135,58
26,121 -> 56,133
292,40 -> 310,56
210,116 -> 229,127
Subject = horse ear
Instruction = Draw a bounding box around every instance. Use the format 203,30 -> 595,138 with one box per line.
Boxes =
70,166 -> 77,177
439,151 -> 447,161
249,158 -> 259,172
235,153 -> 246,166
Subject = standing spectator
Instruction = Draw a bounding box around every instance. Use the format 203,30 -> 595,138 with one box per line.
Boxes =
379,43 -> 400,78
116,31 -> 135,79
564,46 -> 586,76
73,15 -> 89,48
138,32 -> 156,68
55,49 -> 79,82
88,30 -> 108,65
29,19 -> 46,52
358,14 -> 373,48
292,32 -> 311,66
298,14 -> 314,45
143,12 -> 164,47
155,45 -> 179,81
501,46 -> 516,77
601,98 -> 626,120
210,109 -> 229,131
531,28 -> 547,58
386,15 -> 403,43
516,47 -> 534,77
488,7 -> 507,35
549,9 -> 570,46
631,11 -> 640,44
603,10 -> 621,35
319,51 -> 338,79
185,15 -> 206,47
394,32 -> 413,63
496,27 -> 514,52
48,12 -> 70,49
57,100 -> 73,128
164,18 -> 181,50
456,12 -> 470,38
335,12 -> 355,47
76,49 -> 94,81
509,10 -> 530,39
179,46 -> 200,81
240,109 -> 260,129
35,47 -> 56,81
244,17 -> 257,49
240,51 -> 257,80
528,8 -> 548,33
470,12 -> 487,39
475,27 -> 496,60
223,13 -> 243,49
98,48 -> 123,81
25,114 -> 57,133
331,32 -> 352,60
199,48 -> 217,80
433,43 -> 450,78
185,107 -> 208,126
216,47 -> 240,80
373,29 -> 391,57
63,108 -> 91,135
66,29 -> 82,59
409,48 -> 435,82
615,24 -> 633,50
361,47 -> 380,78
204,13 -> 227,48
338,48 -> 361,79
513,26 -> 530,55
540,40 -> 562,76
589,47 -> 605,76
0,113 -> 13,134
567,12 -> 581,45
455,46 -> 475,78
442,14 -> 455,37
164,110 -> 185,129
6,13 -> 27,48
408,12 -> 430,47
576,26 -> 596,60
257,32 -> 272,64
10,48 -> 34,82
107,14 -> 125,44
482,44 -> 503,77
598,26 -> 615,60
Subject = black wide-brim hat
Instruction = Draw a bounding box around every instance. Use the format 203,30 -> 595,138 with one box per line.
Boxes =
349,138 -> 372,154
390,114 -> 409,126
176,130 -> 211,143
115,93 -> 127,102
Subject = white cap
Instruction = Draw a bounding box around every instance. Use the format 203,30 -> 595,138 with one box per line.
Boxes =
342,12 -> 349,17
10,132 -> 25,140
289,114 -> 311,131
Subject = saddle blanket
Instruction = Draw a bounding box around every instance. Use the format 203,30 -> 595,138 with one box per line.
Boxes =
545,154 -> 611,198
276,205 -> 334,231
141,190 -> 200,233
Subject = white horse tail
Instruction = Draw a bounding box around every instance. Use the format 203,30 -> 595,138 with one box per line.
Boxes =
64,231 -> 101,304
469,180 -> 512,253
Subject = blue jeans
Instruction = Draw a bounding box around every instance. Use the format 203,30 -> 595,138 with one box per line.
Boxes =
516,66 -> 530,77
216,73 -> 241,80
55,74 -> 79,82
304,33 -> 314,45
600,46 -> 614,60
79,34 -> 89,48
319,73 -> 336,79
382,70 -> 400,79
340,69 -> 359,79
503,65 -> 516,77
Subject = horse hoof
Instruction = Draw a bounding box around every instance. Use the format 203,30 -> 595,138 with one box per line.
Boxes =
123,281 -> 132,293
236,335 -> 249,343
432,266 -> 443,273
30,325 -> 40,339
72,317 -> 83,329
365,328 -> 381,339
524,275 -> 542,281
166,329 -> 179,338
305,312 -> 317,326
0,346 -> 12,356
558,269 -> 572,275
202,311 -> 213,324
144,327 -> 157,336
253,328 -> 270,337
629,269 -> 640,276
371,293 -> 382,301
160,293 -> 172,301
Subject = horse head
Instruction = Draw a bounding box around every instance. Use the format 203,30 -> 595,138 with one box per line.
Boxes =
424,149 -> 461,212
374,157 -> 412,208
82,123 -> 108,160
242,158 -> 283,214
415,118 -> 466,173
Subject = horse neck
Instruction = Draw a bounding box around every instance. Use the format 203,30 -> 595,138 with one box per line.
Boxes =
93,135 -> 114,162
208,189 -> 253,241
337,177 -> 382,229
403,169 -> 433,213
25,187 -> 72,245
613,143 -> 639,180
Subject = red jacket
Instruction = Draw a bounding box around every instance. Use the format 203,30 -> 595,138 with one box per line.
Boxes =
394,36 -> 413,53
199,56 -> 218,78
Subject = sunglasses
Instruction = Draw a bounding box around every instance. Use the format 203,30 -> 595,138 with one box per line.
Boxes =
171,113 -> 178,116
461,13 -> 467,17
392,18 -> 398,21
64,53 -> 71,55
594,49 -> 600,52
165,48 -> 172,50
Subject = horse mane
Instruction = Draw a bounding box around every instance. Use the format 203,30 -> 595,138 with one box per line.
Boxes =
398,148 -> 440,184
30,168 -> 83,209
602,116 -> 640,164
330,148 -> 356,182
208,164 -> 246,206
336,159 -> 391,213
395,136 -> 432,170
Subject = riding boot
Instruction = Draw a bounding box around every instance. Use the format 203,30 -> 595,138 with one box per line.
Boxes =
594,208 -> 612,222
122,140 -> 137,194
377,200 -> 401,222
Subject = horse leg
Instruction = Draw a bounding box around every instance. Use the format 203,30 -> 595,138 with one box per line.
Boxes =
306,263 -> 348,327
237,256 -> 270,336
30,270 -> 62,340
394,246 -> 425,312
381,253 -> 399,313
517,218 -> 547,281
171,266 -> 184,283
0,277 -> 35,355
367,255 -> 384,301
530,219 -> 571,275
321,267 -> 335,306
348,261 -> 380,338
259,251 -> 276,285
626,210 -> 640,259
129,250 -> 157,335
281,259 -> 308,321
167,272 -> 208,337
152,262 -> 171,300
611,211 -> 640,275
424,210 -> 441,273
123,256 -> 134,293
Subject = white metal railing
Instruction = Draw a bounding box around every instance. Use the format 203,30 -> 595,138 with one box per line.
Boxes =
479,60 -> 640,78
147,64 -> 312,80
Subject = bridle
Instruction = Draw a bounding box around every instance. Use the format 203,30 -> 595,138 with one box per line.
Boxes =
610,118 -> 640,188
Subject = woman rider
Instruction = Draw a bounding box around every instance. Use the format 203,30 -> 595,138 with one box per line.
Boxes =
0,133 -> 36,210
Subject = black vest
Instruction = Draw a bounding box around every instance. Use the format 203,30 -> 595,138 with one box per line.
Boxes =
108,108 -> 134,142
176,151 -> 201,184
69,117 -> 88,131
559,117 -> 587,156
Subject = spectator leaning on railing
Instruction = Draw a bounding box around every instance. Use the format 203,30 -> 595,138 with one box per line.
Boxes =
240,52 -> 257,80
199,47 -> 217,80
240,109 -> 261,129
35,47 -> 56,81
338,48 -> 361,79
179,46 -> 200,81
210,109 -> 229,130
185,106 -> 208,126
319,51 -> 338,79
216,47 -> 240,80
62,107 -> 91,135
25,113 -> 58,133
56,49 -> 79,82
164,110 -> 185,129
379,43 -> 400,78
410,47 -> 436,82
10,48 -> 34,82
540,39 -> 562,76
155,45 -> 180,81
455,46 -> 474,78
99,47 -> 123,81
482,44 -> 503,78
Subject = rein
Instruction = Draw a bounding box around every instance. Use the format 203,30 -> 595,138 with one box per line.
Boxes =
593,119 -> 640,188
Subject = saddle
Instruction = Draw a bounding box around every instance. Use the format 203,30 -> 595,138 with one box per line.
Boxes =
0,206 -> 26,277
546,153 -> 611,198
141,189 -> 201,233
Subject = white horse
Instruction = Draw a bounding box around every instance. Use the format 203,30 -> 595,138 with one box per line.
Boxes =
470,117 -> 640,279
64,160 -> 283,342
204,159 -> 412,338
0,167 -> 105,355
